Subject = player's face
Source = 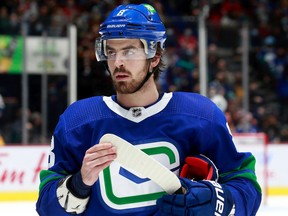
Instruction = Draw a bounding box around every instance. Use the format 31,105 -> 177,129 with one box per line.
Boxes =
106,39 -> 149,94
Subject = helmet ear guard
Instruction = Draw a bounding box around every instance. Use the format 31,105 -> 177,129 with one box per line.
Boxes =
180,154 -> 219,181
95,38 -> 106,61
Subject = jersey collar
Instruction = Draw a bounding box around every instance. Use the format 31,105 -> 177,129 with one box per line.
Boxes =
103,92 -> 172,123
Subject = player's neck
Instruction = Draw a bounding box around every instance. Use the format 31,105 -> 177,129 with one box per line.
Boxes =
116,82 -> 159,108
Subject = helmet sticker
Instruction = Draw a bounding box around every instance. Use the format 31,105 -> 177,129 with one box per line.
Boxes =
143,4 -> 156,13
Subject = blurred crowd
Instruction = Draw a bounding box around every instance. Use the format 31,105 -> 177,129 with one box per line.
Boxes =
0,0 -> 287,144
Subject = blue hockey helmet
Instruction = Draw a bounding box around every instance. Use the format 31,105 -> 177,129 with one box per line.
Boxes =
95,4 -> 167,61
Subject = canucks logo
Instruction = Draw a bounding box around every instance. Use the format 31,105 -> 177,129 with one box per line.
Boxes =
98,141 -> 180,210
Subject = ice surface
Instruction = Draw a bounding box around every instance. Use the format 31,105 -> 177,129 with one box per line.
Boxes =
257,196 -> 288,216
0,196 -> 287,216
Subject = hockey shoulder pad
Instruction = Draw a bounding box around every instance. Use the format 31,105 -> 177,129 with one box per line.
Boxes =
180,154 -> 219,181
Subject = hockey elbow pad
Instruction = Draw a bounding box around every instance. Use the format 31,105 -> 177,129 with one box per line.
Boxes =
56,175 -> 90,214
157,178 -> 235,216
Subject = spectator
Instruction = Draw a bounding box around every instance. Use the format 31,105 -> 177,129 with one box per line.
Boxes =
0,93 -> 5,118
0,93 -> 5,145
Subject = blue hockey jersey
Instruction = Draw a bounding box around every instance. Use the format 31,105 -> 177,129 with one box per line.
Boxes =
36,92 -> 261,215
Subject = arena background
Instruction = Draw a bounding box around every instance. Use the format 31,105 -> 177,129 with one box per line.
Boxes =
0,0 -> 288,215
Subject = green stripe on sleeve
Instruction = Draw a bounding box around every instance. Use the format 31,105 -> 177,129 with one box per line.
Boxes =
39,170 -> 67,192
220,155 -> 262,192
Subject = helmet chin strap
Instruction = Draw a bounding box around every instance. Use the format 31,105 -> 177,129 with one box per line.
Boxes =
103,59 -> 156,94
130,60 -> 155,94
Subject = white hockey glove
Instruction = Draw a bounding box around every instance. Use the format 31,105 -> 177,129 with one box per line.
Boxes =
56,175 -> 90,214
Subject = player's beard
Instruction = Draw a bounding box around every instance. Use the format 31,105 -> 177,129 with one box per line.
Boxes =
112,66 -> 147,94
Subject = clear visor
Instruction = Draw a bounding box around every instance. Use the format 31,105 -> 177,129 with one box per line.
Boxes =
95,38 -> 157,61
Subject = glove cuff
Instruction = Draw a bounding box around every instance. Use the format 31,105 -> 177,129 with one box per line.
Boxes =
200,180 -> 235,216
56,175 -> 90,214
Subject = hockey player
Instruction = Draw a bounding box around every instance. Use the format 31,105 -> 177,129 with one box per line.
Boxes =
36,3 -> 261,216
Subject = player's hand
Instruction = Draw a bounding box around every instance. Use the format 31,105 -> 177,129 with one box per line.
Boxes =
81,142 -> 117,186
156,178 -> 234,216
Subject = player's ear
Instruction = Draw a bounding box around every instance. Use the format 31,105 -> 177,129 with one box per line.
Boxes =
150,54 -> 160,68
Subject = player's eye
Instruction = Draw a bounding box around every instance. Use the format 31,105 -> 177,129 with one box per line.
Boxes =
123,48 -> 136,57
107,50 -> 116,59
106,47 -> 145,60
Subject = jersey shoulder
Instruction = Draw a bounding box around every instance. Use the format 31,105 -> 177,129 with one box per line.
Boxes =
60,96 -> 111,130
170,92 -> 221,120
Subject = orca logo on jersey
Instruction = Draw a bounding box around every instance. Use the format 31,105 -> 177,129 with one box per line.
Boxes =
98,141 -> 180,211
132,108 -> 142,117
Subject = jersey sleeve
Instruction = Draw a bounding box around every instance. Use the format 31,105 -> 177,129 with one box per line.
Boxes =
36,113 -> 88,215
224,177 -> 262,215
197,98 -> 262,215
